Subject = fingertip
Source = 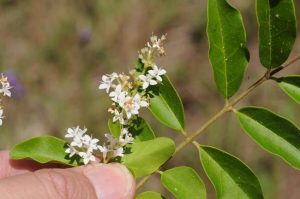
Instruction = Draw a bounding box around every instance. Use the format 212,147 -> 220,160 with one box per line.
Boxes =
83,163 -> 135,199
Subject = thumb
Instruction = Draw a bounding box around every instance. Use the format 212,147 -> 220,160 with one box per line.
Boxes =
0,163 -> 135,199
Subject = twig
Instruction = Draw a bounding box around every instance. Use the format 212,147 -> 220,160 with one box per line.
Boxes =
136,54 -> 300,190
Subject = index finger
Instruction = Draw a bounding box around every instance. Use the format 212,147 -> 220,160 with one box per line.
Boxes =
0,150 -> 68,179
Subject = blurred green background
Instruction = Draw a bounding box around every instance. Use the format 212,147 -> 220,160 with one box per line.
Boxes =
1,0 -> 300,198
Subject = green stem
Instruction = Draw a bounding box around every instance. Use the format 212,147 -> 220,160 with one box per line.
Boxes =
136,175 -> 151,189
136,54 -> 300,190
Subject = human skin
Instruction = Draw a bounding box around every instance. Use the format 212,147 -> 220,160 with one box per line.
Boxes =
0,151 -> 135,199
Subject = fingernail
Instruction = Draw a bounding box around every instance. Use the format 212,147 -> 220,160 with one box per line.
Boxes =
84,164 -> 135,199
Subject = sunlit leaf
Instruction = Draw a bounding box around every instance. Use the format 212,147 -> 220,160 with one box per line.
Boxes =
277,76 -> 300,104
199,145 -> 264,199
161,166 -> 206,199
108,119 -> 122,138
122,137 -> 175,177
135,191 -> 165,199
129,117 -> 155,141
149,75 -> 185,134
108,117 -> 155,141
257,0 -> 296,68
10,136 -> 78,166
236,107 -> 300,169
207,0 -> 249,99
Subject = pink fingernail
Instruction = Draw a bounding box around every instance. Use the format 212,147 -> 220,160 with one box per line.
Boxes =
84,164 -> 135,199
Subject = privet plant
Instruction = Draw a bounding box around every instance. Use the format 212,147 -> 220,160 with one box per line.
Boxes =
5,0 -> 300,198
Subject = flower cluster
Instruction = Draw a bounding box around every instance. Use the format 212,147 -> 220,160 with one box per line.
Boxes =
65,35 -> 167,165
64,126 -> 99,165
0,73 -> 12,126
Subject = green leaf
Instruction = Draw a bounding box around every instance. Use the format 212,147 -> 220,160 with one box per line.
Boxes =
161,166 -> 206,199
207,0 -> 249,99
236,107 -> 300,169
135,191 -> 165,199
257,0 -> 296,68
129,117 -> 156,141
149,75 -> 185,134
108,117 -> 155,141
108,119 -> 122,138
199,146 -> 263,199
10,136 -> 78,166
277,76 -> 300,104
122,137 -> 175,177
135,58 -> 144,72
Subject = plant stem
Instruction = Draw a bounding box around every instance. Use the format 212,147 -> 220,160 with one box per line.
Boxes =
175,106 -> 229,153
136,175 -> 151,189
136,54 -> 300,190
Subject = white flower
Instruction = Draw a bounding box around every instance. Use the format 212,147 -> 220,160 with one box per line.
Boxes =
79,151 -> 96,165
148,64 -> 166,82
113,147 -> 124,157
139,74 -> 157,89
71,135 -> 84,148
0,82 -> 12,97
98,144 -> 109,160
65,146 -> 78,157
105,133 -> 118,145
138,47 -> 153,66
82,135 -> 99,151
65,126 -> 87,138
99,72 -> 118,93
121,96 -> 140,119
109,85 -> 127,103
119,128 -> 134,145
64,126 -> 102,164
148,35 -> 166,56
120,128 -> 129,136
65,126 -> 88,148
112,109 -> 126,125
133,93 -> 148,108
0,109 -> 4,126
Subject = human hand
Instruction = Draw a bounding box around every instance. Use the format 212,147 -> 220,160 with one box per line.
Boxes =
0,151 -> 135,199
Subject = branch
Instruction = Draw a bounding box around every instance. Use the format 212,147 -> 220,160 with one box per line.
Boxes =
136,54 -> 300,190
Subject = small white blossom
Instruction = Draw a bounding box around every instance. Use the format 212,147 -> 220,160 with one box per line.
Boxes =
113,147 -> 124,157
65,146 -> 77,158
0,82 -> 12,97
109,85 -> 127,103
112,109 -> 126,125
139,74 -> 157,89
121,96 -> 140,119
133,94 -> 149,108
0,109 -> 4,126
139,47 -> 153,66
119,128 -> 134,145
98,145 -> 109,160
79,151 -> 96,165
99,72 -> 118,93
82,135 -> 99,151
105,133 -> 119,145
148,35 -> 166,56
71,135 -> 84,148
148,64 -> 166,82
65,126 -> 87,138
65,126 -> 87,148
64,126 -> 101,165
